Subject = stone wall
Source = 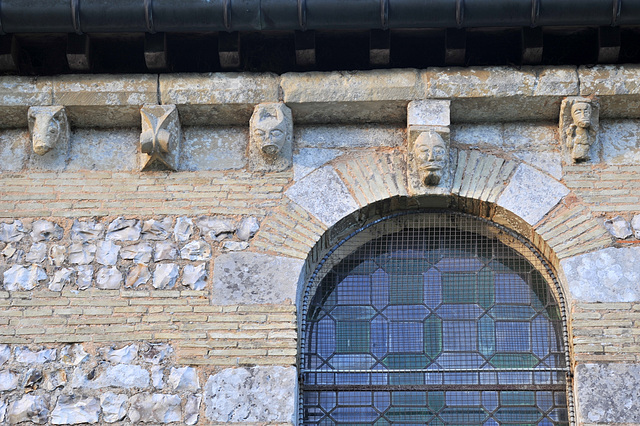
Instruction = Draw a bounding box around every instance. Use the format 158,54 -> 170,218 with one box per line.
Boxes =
1,66 -> 640,424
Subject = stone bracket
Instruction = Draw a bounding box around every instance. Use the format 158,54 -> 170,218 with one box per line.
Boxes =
249,102 -> 293,172
140,104 -> 181,171
559,96 -> 600,163
27,105 -> 70,157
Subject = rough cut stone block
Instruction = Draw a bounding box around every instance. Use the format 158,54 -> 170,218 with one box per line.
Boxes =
295,125 -> 403,148
15,347 -> 57,364
168,366 -> 199,392
286,165 -> 359,226
407,100 -> 451,127
496,164 -> 569,225
160,73 -> 279,125
579,64 -> 640,96
575,363 -> 640,424
3,264 -> 47,291
560,246 -> 640,302
0,130 -> 29,171
100,392 -> 127,423
52,74 -> 157,127
51,395 -> 100,425
0,370 -> 18,391
31,220 -> 64,242
181,127 -> 247,171
72,364 -> 149,389
128,393 -> 181,423
534,66 -> 579,96
7,394 -> 49,424
604,216 -> 633,239
105,344 -> 137,364
204,366 -> 296,423
66,129 -> 139,171
0,76 -> 53,127
212,252 -> 303,304
294,148 -> 341,181
426,67 -> 537,99
600,119 -> 640,164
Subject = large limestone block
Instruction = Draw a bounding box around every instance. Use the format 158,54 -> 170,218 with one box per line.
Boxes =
281,69 -> 420,123
204,366 -> 296,423
52,74 -> 157,127
426,67 -> 537,99
0,76 -> 52,127
212,252 -> 303,304
160,73 -> 279,125
579,65 -> 640,118
560,246 -> 640,302
575,363 -> 640,424
496,164 -> 569,226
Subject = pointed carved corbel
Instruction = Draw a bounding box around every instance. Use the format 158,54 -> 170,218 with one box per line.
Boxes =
140,105 -> 181,171
248,102 -> 293,172
27,106 -> 69,156
560,97 -> 600,163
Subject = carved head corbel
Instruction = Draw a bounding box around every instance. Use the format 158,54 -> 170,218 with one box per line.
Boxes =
248,102 -> 293,172
560,97 -> 599,163
27,106 -> 69,156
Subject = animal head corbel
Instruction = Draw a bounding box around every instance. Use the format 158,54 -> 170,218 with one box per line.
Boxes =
28,106 -> 69,156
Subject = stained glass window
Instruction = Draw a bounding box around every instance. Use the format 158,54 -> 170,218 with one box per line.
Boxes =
301,211 -> 570,425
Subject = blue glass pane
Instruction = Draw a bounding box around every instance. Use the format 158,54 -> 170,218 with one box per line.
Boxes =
482,391 -> 498,411
478,316 -> 496,358
390,322 -> 423,352
489,305 -> 537,320
371,269 -> 389,310
536,391 -> 553,412
385,407 -> 434,423
424,316 -> 443,360
383,305 -> 428,321
424,268 -> 442,309
350,260 -> 381,275
440,408 -> 488,424
331,407 -> 379,422
337,276 -> 371,305
320,392 -> 337,411
447,391 -> 480,405
436,303 -> 484,320
331,306 -> 377,321
374,392 -> 390,411
436,257 -> 485,272
392,391 -> 427,406
494,407 -> 542,423
496,322 -> 531,352
495,273 -> 531,304
371,316 -> 388,357
382,258 -> 432,274
443,321 -> 477,351
331,355 -> 376,370
501,391 -> 535,406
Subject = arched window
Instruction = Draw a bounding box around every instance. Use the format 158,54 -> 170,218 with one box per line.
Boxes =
300,211 -> 571,425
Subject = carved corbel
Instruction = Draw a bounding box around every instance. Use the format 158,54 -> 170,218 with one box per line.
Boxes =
406,100 -> 454,195
560,97 -> 600,163
27,106 -> 69,157
248,102 -> 293,172
140,105 -> 181,171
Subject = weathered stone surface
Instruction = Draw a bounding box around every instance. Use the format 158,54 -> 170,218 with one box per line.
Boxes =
196,217 -> 235,240
293,148 -> 341,181
140,105 -> 181,171
96,240 -> 120,266
181,127 -> 247,170
0,345 -> 10,367
604,216 -> 633,239
579,64 -> 640,96
221,241 -> 249,251
7,394 -> 49,424
15,347 -> 57,364
25,242 -> 47,263
0,220 -> 25,243
152,366 -> 164,389
141,343 -> 173,364
632,214 -> 640,239
49,244 -> 66,266
561,246 -> 640,302
212,252 -> 303,304
249,102 -> 293,172
0,130 -> 29,171
100,392 -> 127,423
44,370 -> 67,391
182,263 -> 207,290
154,241 -> 178,261
24,368 -> 44,387
0,370 -> 18,391
600,119 -> 640,164
105,344 -> 138,364
286,165 -> 359,226
204,366 -> 296,423
106,217 -> 141,241
73,364 -> 149,389
120,242 -> 153,263
68,243 -> 96,264
168,366 -> 200,392
295,125 -> 402,148
535,66 -> 580,96
1,244 -> 20,262
408,100 -> 450,127
575,363 -> 640,424
235,217 -> 259,241
427,67 -> 537,99
31,220 -> 63,242
60,344 -> 89,366
76,265 -> 93,290
184,394 -> 201,425
0,399 -> 5,423
180,240 -> 211,261
70,220 -> 104,242
51,395 -> 100,425
141,218 -> 173,240
27,106 -> 70,170
4,264 -> 47,291
125,264 -> 151,288
153,263 -> 179,289
496,164 -> 569,225
128,393 -> 182,423
174,216 -> 193,242
96,267 -> 123,290
67,129 -> 139,171
49,268 -> 74,291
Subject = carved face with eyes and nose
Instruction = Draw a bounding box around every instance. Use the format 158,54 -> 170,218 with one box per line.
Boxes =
571,102 -> 592,129
251,103 -> 292,157
27,106 -> 67,156
413,131 -> 448,186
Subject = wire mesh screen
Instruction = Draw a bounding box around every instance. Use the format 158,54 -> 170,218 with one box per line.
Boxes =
301,211 -> 570,425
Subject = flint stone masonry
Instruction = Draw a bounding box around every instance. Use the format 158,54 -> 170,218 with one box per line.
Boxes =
576,363 -> 640,424
50,395 -> 100,425
561,246 -> 640,302
496,164 -> 570,226
286,165 -> 360,226
203,366 -> 296,423
128,393 -> 182,423
212,252 -> 304,304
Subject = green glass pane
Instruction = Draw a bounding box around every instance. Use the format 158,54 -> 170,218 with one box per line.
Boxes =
373,419 -> 390,426
478,315 -> 495,358
442,272 -> 476,303
424,316 -> 443,360
545,305 -> 562,321
389,372 -> 424,385
319,419 -> 334,426
385,407 -> 434,423
440,408 -> 488,423
489,305 -> 537,320
336,321 -> 369,353
331,306 -> 377,321
477,269 -> 495,308
383,354 -> 429,369
501,391 -> 535,406
490,353 -> 539,369
428,391 -> 445,412
494,407 -> 542,423
530,270 -> 549,308
392,391 -> 426,406
383,258 -> 432,274
389,275 -> 424,305
428,419 -> 445,426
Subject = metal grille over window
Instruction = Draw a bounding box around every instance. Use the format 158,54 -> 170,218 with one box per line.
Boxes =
300,211 -> 570,425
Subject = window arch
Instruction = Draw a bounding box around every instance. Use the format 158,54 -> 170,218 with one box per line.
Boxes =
300,211 -> 571,425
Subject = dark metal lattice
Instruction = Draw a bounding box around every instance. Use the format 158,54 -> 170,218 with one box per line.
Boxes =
300,211 -> 570,425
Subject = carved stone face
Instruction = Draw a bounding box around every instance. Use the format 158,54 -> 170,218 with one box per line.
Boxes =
251,105 -> 291,157
571,102 -> 592,128
28,107 -> 65,156
413,131 -> 448,186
